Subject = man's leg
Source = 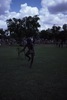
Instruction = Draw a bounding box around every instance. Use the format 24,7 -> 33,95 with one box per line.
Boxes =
29,53 -> 34,68
17,47 -> 20,56
25,51 -> 31,61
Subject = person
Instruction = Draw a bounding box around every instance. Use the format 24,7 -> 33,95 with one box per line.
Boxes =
18,37 -> 35,68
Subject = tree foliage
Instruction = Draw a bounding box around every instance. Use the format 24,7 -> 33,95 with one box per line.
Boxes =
0,28 -> 5,39
6,15 -> 40,40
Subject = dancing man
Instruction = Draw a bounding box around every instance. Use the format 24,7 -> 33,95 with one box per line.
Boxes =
18,38 -> 35,68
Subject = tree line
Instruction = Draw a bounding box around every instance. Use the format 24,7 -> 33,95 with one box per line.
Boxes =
0,15 -> 67,46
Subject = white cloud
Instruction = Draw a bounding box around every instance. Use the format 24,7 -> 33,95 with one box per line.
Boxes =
6,3 -> 39,21
0,0 -> 12,29
0,0 -> 67,31
0,2 -> 39,29
6,11 -> 20,19
41,0 -> 67,7
0,0 -> 11,15
39,0 -> 67,30
0,20 -> 7,29
20,3 -> 39,17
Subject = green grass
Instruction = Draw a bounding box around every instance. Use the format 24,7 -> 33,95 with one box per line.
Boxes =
0,45 -> 67,100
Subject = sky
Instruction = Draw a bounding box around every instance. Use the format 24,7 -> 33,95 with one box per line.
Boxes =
0,0 -> 67,30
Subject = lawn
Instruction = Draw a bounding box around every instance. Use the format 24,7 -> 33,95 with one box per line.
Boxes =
0,45 -> 67,100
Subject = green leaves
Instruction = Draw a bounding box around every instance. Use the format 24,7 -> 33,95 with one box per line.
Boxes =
6,15 -> 40,39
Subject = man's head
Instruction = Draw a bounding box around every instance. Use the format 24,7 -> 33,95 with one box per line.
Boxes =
27,38 -> 32,44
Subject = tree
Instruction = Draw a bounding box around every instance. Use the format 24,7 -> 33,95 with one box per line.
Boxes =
6,15 -> 40,44
63,24 -> 67,31
52,25 -> 61,41
6,18 -> 26,44
0,28 -> 5,39
40,30 -> 49,40
24,15 -> 40,37
62,24 -> 67,42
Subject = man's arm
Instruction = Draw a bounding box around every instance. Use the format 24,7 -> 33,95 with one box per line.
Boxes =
18,44 -> 27,56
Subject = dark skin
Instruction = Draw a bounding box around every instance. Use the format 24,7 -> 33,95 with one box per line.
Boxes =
18,39 -> 35,68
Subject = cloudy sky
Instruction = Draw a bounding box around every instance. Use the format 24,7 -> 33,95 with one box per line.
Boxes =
0,0 -> 67,30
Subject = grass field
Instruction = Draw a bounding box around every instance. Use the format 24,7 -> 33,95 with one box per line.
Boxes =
0,44 -> 67,100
